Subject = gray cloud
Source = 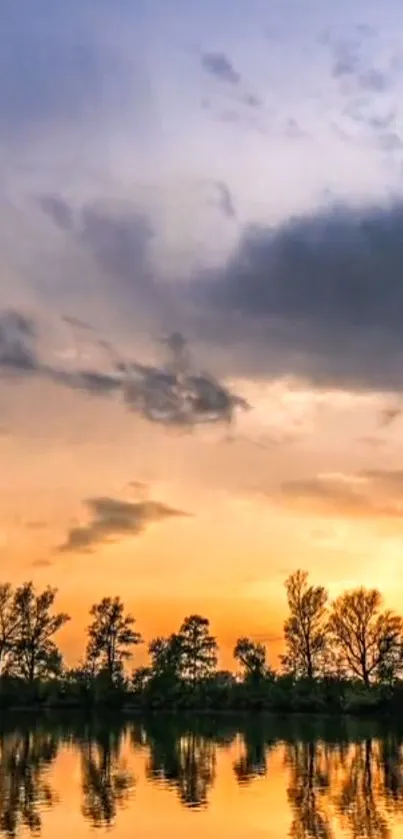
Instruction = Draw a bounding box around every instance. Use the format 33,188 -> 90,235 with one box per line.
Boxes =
214,181 -> 236,220
0,310 -> 39,373
201,52 -> 241,86
46,367 -> 123,396
59,495 -> 189,553
22,191 -> 403,395
39,195 -> 155,301
0,299 -> 249,428
79,204 -> 154,293
0,306 -> 126,397
38,195 -> 75,232
196,199 -> 403,390
326,30 -> 401,155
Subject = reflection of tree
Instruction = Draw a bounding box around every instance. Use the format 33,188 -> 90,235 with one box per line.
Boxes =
285,732 -> 403,839
333,739 -> 390,839
379,734 -> 403,810
233,724 -> 272,785
286,740 -> 333,839
0,728 -> 58,838
80,727 -> 134,827
144,722 -> 216,809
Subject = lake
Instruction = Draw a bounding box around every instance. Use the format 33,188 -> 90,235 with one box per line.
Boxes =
1,714 -> 403,838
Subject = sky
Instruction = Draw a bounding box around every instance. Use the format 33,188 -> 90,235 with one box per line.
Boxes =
3,0 -> 403,668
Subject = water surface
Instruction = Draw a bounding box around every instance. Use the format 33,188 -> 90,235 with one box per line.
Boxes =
1,715 -> 403,838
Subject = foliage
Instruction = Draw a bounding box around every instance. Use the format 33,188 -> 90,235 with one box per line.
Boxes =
0,574 -> 403,714
282,571 -> 328,679
8,582 -> 70,683
328,587 -> 403,687
177,615 -> 218,683
85,597 -> 142,684
234,637 -> 267,681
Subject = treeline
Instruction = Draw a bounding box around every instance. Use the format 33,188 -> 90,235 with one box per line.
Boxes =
1,571 -> 403,713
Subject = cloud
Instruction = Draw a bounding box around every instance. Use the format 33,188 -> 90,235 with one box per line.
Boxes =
278,472 -> 403,519
326,29 -> 401,155
214,181 -> 236,220
195,199 -> 403,391
38,195 -> 74,232
0,300 -> 250,428
201,52 -> 240,86
39,195 -> 155,300
378,404 -> 402,427
19,189 -> 403,396
0,310 -> 39,374
59,495 -> 189,553
360,469 -> 403,489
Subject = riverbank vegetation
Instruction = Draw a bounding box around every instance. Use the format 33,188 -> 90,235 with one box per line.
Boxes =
1,571 -> 403,714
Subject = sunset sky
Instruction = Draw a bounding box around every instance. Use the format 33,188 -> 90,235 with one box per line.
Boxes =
2,0 -> 403,668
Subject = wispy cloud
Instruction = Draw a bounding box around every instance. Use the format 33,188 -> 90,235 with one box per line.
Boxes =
59,495 -> 190,553
279,471 -> 403,519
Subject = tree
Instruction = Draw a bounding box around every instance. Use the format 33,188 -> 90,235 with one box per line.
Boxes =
234,637 -> 267,681
149,633 -> 184,679
178,615 -> 217,682
10,582 -> 70,682
328,587 -> 403,687
0,583 -> 20,675
86,597 -> 142,684
281,570 -> 328,679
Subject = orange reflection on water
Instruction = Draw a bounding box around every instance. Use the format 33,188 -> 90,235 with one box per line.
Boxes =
2,717 -> 403,839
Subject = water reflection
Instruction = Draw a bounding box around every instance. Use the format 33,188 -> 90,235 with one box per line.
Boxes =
0,724 -> 58,837
1,717 -> 403,837
142,718 -> 217,808
233,720 -> 274,784
78,723 -> 135,827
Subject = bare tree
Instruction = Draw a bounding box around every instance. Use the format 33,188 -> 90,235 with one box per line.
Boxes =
281,570 -> 328,679
10,582 -> 70,682
328,587 -> 403,687
86,597 -> 142,684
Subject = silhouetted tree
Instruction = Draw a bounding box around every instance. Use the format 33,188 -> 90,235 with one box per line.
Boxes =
234,637 -> 267,681
281,570 -> 328,679
86,597 -> 142,684
178,615 -> 217,683
9,583 -> 69,682
328,588 -> 403,687
0,585 -> 20,675
149,633 -> 184,679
